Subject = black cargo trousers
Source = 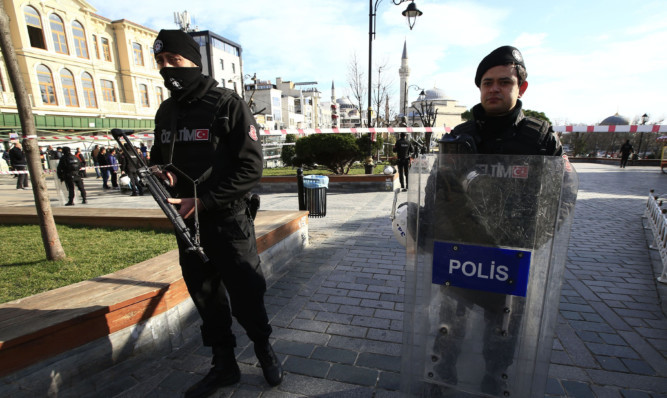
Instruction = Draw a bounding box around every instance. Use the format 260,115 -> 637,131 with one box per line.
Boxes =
177,204 -> 272,349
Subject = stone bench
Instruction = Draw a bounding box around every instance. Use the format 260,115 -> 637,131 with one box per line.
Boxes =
0,207 -> 308,393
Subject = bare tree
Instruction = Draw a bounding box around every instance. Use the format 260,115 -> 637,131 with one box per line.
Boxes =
412,96 -> 438,152
347,52 -> 366,123
0,3 -> 65,260
372,60 -> 395,127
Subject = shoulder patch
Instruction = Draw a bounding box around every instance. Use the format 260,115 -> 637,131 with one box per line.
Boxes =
248,125 -> 258,141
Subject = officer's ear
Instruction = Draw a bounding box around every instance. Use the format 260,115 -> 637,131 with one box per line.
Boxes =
518,81 -> 528,98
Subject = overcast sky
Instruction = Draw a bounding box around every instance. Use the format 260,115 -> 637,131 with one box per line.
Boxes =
90,0 -> 667,125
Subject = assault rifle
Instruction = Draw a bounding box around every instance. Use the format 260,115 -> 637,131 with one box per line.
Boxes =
111,129 -> 209,263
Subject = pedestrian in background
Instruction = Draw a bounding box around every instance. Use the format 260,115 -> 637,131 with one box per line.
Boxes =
98,147 -> 110,189
9,142 -> 29,190
140,142 -> 148,159
57,146 -> 86,205
393,132 -> 412,192
619,140 -> 633,168
119,145 -> 143,196
108,148 -> 119,189
47,145 -> 59,161
92,144 -> 101,178
75,148 -> 87,177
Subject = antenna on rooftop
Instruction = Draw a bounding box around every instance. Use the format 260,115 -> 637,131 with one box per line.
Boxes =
173,10 -> 197,32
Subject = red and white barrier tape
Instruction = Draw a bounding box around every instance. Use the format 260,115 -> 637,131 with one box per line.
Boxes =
553,125 -> 666,133
2,125 -> 665,143
0,164 -> 118,175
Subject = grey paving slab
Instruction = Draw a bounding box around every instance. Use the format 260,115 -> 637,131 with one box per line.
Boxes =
1,162 -> 666,397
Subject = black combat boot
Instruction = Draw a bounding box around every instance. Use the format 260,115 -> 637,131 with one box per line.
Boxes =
82,198 -> 87,204
254,341 -> 283,386
184,346 -> 240,398
65,201 -> 74,206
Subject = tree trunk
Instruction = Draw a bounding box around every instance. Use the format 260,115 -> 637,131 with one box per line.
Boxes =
0,3 -> 65,260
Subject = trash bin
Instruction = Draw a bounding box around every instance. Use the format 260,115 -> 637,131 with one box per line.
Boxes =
302,175 -> 329,218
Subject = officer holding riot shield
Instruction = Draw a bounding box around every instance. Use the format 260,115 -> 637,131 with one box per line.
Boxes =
447,45 -> 562,156
400,46 -> 576,397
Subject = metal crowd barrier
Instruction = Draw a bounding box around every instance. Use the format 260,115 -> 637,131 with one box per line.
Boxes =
645,190 -> 667,283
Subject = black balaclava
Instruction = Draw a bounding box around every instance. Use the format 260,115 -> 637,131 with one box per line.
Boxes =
153,30 -> 203,93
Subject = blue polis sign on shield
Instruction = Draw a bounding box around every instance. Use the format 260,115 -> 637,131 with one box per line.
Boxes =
432,241 -> 532,297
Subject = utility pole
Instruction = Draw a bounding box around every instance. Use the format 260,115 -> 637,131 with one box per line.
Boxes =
0,3 -> 65,260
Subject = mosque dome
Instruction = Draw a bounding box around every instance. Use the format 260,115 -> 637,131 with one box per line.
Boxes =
600,113 -> 630,125
421,87 -> 449,101
336,97 -> 356,109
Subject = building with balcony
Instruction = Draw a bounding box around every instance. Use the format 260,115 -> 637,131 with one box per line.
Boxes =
248,80 -> 283,130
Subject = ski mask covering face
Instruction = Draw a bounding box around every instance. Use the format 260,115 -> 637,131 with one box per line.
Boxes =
160,67 -> 201,93
153,30 -> 203,93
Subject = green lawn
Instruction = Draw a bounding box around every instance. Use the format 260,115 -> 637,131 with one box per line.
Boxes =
0,224 -> 177,304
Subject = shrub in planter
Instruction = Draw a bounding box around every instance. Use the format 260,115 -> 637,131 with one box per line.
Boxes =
294,134 -> 362,174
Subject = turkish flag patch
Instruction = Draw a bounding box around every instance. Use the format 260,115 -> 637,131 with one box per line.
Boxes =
248,125 -> 258,141
194,129 -> 209,141
512,165 -> 529,179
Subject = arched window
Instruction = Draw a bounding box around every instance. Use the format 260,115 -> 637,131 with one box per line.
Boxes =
155,86 -> 164,105
36,65 -> 57,105
24,6 -> 46,49
71,21 -> 89,59
49,14 -> 68,54
60,69 -> 78,107
139,84 -> 149,107
133,43 -> 144,66
101,79 -> 116,102
81,72 -> 97,108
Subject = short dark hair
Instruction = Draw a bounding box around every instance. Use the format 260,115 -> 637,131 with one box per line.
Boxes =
515,64 -> 527,86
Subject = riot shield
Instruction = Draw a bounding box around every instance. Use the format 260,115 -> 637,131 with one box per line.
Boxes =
400,153 -> 578,397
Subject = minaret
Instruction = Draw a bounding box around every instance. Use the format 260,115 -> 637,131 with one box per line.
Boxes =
399,40 -> 410,117
331,80 -> 339,128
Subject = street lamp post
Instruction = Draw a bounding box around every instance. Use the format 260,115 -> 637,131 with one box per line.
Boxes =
229,73 -> 265,115
403,83 -> 422,120
367,0 -> 422,130
638,113 -> 649,160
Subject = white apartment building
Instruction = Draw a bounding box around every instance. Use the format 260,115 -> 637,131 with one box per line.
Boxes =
190,30 -> 243,95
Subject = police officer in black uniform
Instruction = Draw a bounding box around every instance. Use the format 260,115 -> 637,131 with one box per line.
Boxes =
428,46 -> 565,395
57,146 -> 86,206
447,45 -> 562,156
150,30 -> 281,397
393,132 -> 412,191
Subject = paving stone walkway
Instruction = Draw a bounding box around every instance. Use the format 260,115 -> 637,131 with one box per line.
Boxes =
1,162 -> 665,397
